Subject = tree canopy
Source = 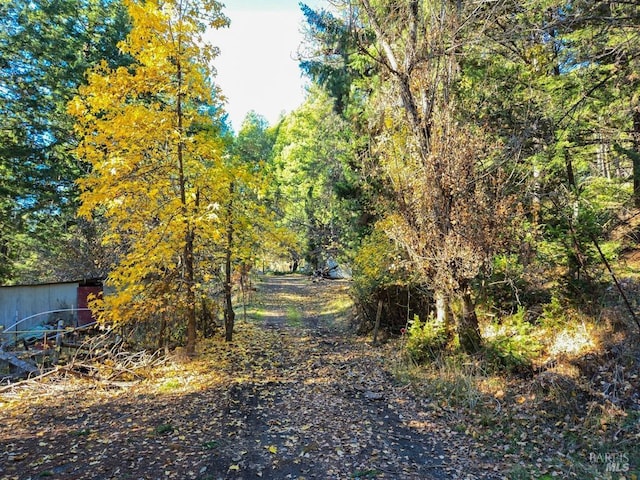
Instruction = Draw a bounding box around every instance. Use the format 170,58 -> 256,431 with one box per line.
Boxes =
2,2 -> 640,477
0,0 -> 130,282
1,0 -> 639,359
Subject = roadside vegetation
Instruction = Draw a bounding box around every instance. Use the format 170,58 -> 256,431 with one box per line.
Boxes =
1,0 -> 640,478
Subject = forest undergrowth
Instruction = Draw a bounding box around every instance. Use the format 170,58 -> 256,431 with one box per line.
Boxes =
393,281 -> 640,479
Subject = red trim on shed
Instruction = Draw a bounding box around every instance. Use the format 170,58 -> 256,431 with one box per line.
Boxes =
77,286 -> 102,326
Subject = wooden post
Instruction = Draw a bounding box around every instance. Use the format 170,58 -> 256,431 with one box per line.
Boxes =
55,320 -> 64,348
372,299 -> 383,346
52,319 -> 64,365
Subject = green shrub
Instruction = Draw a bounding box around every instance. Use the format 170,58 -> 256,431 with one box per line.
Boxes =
480,253 -> 527,314
158,377 -> 182,393
484,307 -> 542,373
539,294 -> 568,330
351,227 -> 430,333
405,315 -> 449,362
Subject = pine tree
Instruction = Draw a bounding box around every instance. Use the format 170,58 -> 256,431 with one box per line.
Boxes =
0,0 -> 129,283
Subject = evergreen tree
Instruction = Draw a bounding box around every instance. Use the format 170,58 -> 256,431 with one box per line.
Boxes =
0,0 -> 130,283
271,86 -> 360,271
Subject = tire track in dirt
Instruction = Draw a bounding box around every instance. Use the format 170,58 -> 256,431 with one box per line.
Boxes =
210,274 -> 500,480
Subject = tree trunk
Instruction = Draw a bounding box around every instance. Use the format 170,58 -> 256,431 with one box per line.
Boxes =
175,49 -> 197,357
224,181 -> 236,342
532,162 -> 541,228
158,313 -> 167,351
224,266 -> 235,342
633,109 -> 640,208
372,298 -> 384,345
200,299 -> 212,338
457,287 -> 482,354
240,267 -> 248,322
184,229 -> 197,355
434,290 -> 453,338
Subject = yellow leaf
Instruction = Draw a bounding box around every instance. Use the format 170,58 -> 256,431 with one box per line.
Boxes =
228,464 -> 240,472
267,445 -> 277,454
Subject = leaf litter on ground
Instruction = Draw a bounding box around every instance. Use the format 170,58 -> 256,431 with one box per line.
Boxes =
1,275 -> 513,480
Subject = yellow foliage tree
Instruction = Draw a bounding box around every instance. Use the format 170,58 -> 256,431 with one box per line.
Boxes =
69,0 -> 228,355
219,119 -> 296,342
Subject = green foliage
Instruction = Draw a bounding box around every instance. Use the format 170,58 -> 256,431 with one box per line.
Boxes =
234,112 -> 275,164
270,86 -> 360,269
201,440 -> 218,450
583,177 -> 633,213
154,423 -> 174,435
404,316 -> 449,363
352,227 -> 407,299
480,254 -> 527,315
158,378 -> 182,393
483,308 -> 542,373
285,307 -> 302,327
0,0 -> 130,283
540,295 -> 567,328
351,469 -> 380,479
351,226 -> 431,333
231,111 -> 290,266
299,4 -> 364,116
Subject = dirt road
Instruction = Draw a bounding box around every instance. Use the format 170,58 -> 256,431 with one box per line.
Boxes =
209,275 -> 498,479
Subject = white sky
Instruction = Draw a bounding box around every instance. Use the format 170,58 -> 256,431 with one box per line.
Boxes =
207,0 -> 327,132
